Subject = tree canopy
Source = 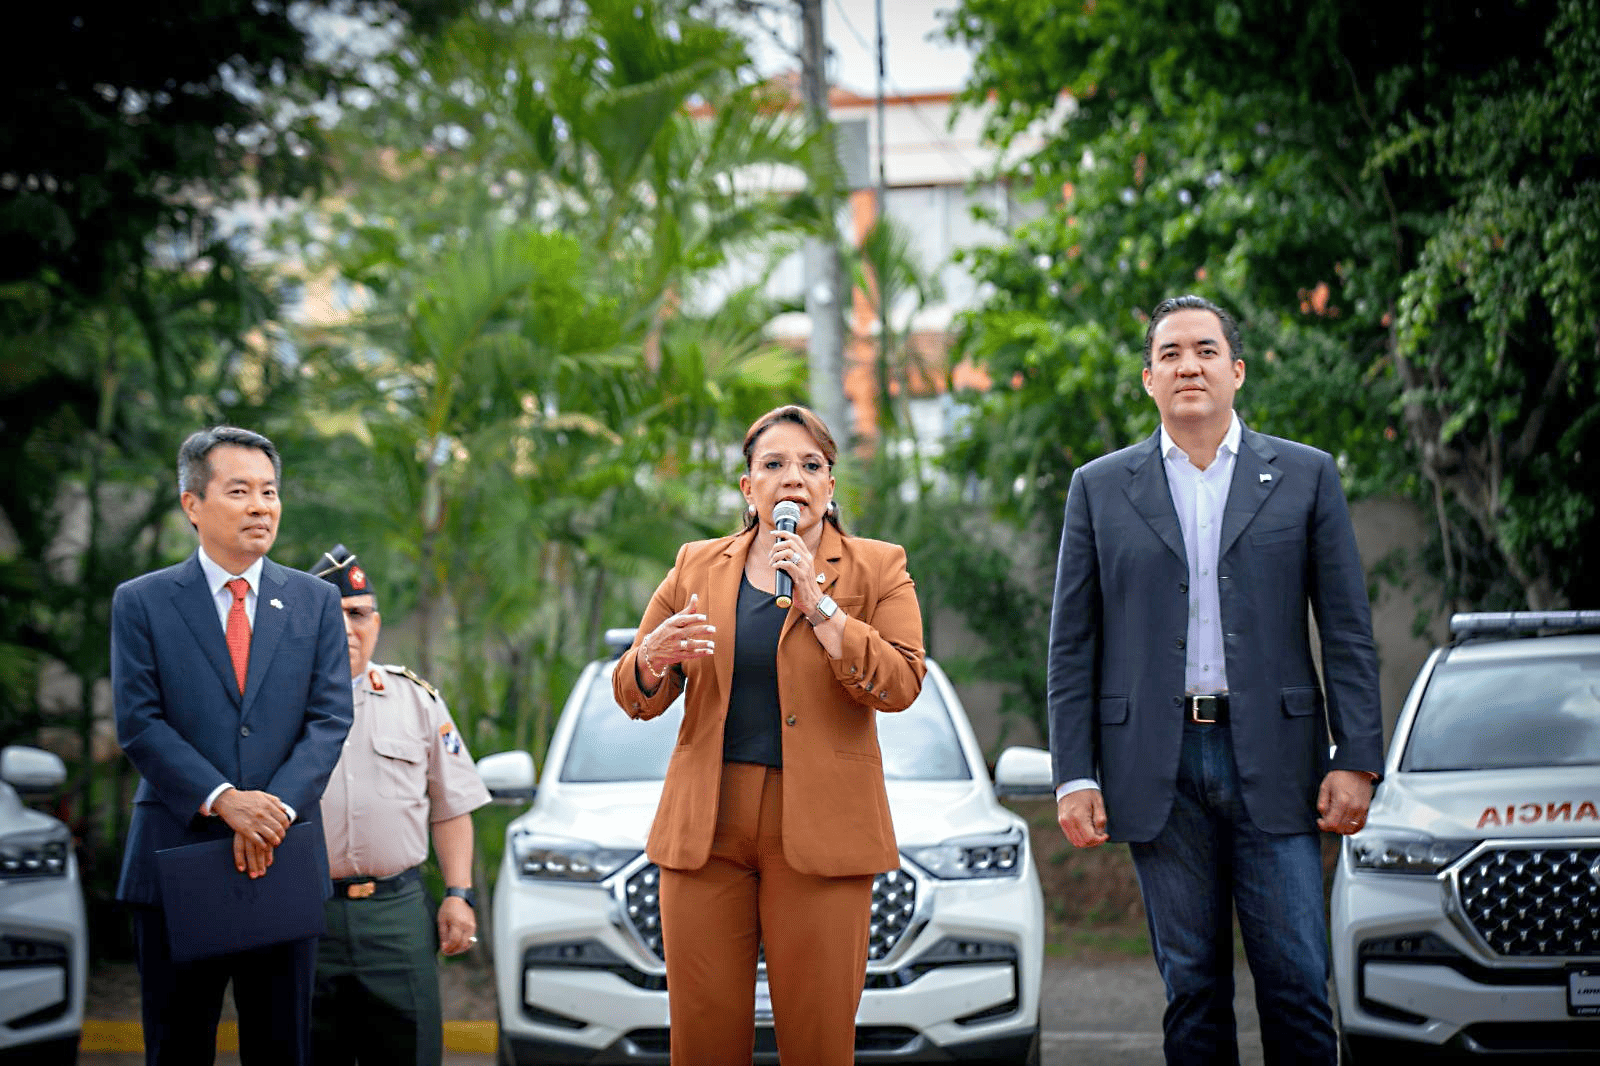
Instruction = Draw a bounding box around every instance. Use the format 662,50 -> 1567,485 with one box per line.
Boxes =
943,0 -> 1599,612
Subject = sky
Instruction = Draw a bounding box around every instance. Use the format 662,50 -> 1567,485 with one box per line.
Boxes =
741,0 -> 976,96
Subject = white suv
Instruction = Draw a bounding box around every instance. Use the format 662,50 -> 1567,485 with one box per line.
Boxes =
0,745 -> 86,1065
1331,611 -> 1600,1061
479,631 -> 1047,1065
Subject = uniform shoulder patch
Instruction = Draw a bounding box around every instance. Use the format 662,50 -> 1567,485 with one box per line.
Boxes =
381,663 -> 440,701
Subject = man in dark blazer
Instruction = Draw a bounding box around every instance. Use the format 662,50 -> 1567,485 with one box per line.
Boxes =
113,426 -> 353,1065
1048,296 -> 1384,1066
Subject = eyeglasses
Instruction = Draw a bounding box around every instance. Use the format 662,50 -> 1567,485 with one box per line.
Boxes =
343,605 -> 378,623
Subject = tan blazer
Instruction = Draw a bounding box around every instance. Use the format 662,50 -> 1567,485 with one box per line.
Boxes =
614,523 -> 925,877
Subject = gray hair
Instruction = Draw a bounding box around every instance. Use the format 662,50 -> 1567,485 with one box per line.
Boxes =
177,426 -> 282,498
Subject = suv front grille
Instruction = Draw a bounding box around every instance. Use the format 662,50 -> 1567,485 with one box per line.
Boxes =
622,863 -> 919,964
1455,845 -> 1600,957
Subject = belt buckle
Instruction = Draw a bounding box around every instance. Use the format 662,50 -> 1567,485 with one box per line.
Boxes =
346,881 -> 377,899
1189,695 -> 1220,724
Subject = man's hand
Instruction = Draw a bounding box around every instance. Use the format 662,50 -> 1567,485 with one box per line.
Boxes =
1057,788 -> 1110,848
437,896 -> 476,956
213,789 -> 290,877
1317,769 -> 1376,835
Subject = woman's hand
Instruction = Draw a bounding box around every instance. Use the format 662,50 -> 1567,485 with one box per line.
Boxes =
770,528 -> 821,614
640,593 -> 717,680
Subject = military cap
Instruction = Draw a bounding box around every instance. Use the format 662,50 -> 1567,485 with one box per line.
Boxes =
312,544 -> 375,600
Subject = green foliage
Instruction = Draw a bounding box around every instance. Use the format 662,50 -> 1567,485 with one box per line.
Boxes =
941,0 -> 1599,641
283,0 -> 816,867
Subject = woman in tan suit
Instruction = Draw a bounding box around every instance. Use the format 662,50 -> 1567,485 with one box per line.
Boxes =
613,404 -> 925,1065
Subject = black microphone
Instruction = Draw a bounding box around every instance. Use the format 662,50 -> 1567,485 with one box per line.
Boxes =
772,500 -> 801,608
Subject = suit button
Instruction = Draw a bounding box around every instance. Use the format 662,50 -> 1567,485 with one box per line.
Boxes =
1175,637 -> 1186,649
240,726 -> 251,737
1178,582 -> 1188,594
1172,697 -> 1182,707
785,715 -> 797,726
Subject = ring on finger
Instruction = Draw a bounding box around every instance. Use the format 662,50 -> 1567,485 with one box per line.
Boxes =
680,639 -> 688,650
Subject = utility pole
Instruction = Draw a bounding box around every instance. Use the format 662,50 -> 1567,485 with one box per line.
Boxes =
797,0 -> 850,449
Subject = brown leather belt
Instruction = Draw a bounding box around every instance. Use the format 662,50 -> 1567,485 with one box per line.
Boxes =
332,866 -> 420,900
1184,694 -> 1230,724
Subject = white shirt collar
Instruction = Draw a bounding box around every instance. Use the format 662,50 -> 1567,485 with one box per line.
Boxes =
197,547 -> 265,597
1159,412 -> 1242,466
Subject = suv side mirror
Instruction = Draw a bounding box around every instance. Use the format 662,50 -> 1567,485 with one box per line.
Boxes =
0,745 -> 67,795
477,750 -> 538,804
993,746 -> 1054,799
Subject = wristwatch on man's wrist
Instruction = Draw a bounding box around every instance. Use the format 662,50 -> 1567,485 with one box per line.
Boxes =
806,594 -> 838,627
444,886 -> 477,908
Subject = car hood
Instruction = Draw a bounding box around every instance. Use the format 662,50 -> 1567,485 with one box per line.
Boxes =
514,778 -> 1018,851
519,781 -> 664,848
0,781 -> 65,837
1371,765 -> 1600,838
884,780 -> 1020,846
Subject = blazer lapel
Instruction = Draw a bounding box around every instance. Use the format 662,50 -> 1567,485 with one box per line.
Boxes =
240,559 -> 289,717
706,532 -> 749,707
1220,427 -> 1281,558
1123,432 -> 1187,566
172,553 -> 242,705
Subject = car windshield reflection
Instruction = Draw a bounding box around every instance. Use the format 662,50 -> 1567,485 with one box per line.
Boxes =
560,664 -> 972,783
1401,652 -> 1600,771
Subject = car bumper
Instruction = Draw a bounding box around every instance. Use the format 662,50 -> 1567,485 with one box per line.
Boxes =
1332,861 -> 1600,1057
0,863 -> 86,1056
495,859 -> 1044,1064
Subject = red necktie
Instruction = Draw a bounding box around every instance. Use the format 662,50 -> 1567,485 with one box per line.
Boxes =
225,578 -> 251,694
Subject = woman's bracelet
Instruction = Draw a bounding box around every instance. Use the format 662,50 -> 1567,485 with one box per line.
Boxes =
639,642 -> 668,680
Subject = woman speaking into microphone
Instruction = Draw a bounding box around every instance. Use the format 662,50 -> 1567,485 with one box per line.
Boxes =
614,404 -> 925,1065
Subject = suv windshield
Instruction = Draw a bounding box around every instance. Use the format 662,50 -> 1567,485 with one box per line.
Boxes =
1401,651 -> 1600,771
560,663 -> 973,783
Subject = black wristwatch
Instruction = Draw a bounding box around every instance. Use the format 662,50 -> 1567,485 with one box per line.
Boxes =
444,886 -> 477,908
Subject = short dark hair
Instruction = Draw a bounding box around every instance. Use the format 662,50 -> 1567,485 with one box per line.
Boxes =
739,404 -> 844,533
177,426 -> 282,498
1143,295 -> 1243,368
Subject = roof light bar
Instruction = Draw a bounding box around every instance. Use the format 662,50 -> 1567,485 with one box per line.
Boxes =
1449,610 -> 1600,637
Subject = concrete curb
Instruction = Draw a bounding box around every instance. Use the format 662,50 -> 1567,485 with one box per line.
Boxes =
81,1020 -> 498,1054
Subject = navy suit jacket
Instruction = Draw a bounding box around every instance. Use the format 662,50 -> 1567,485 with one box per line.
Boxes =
113,552 -> 354,906
1046,425 -> 1384,841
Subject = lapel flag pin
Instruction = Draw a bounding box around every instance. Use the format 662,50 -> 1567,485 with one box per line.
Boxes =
1259,473 -> 1272,483
270,598 -> 284,609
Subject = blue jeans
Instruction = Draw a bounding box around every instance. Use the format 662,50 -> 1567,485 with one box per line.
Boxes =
1129,722 -> 1335,1066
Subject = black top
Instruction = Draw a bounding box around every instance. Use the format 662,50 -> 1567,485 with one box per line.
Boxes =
722,573 -> 785,767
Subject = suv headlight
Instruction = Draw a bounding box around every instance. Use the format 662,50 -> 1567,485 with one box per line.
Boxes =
509,830 -> 639,883
0,827 -> 70,880
1349,832 -> 1474,875
905,826 -> 1025,880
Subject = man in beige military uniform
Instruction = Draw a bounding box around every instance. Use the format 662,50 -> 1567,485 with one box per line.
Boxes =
309,544 -> 490,1066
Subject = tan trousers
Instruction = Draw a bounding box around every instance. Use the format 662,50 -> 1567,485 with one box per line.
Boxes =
658,761 -> 874,1066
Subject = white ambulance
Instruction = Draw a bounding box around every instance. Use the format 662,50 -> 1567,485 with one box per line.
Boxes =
1332,611 -> 1600,1060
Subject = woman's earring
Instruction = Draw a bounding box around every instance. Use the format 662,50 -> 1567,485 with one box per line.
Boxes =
746,503 -> 756,515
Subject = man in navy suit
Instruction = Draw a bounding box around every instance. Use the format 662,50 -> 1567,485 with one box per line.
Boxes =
113,426 -> 353,1065
1047,296 -> 1384,1065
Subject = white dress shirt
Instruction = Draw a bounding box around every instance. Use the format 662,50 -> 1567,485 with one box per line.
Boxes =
195,549 -> 292,820
1057,414 -> 1241,800
196,548 -> 263,630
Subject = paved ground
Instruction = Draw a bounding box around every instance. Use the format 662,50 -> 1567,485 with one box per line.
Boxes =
79,955 -> 1265,1065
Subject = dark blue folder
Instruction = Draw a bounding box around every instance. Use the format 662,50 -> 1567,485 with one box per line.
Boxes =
155,820 -> 327,963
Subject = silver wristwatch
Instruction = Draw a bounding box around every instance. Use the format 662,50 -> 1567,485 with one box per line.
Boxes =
806,594 -> 838,626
